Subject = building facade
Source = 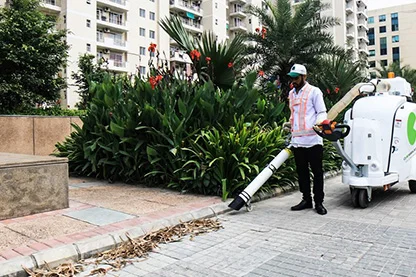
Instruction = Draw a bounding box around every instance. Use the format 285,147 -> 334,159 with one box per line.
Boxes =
367,3 -> 416,74
293,0 -> 369,60
0,0 -> 367,108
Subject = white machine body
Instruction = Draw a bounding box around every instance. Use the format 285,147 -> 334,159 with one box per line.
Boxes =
342,77 -> 416,188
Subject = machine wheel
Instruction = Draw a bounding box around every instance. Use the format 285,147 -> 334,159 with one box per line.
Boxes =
358,189 -> 369,209
409,180 -> 416,193
351,188 -> 359,208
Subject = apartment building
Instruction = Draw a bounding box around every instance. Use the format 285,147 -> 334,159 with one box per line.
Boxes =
367,3 -> 416,74
293,0 -> 369,60
0,0 -> 367,108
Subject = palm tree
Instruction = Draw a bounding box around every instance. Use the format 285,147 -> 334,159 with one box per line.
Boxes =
311,51 -> 366,120
159,16 -> 247,90
244,0 -> 341,97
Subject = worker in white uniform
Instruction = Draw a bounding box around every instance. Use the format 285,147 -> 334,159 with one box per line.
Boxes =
286,64 -> 328,215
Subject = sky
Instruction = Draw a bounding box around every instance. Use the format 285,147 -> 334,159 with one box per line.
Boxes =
367,0 -> 416,10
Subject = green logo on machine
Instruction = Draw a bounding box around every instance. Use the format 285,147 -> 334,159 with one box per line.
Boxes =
408,112 -> 416,145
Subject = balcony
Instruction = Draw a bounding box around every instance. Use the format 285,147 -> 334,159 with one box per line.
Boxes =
357,20 -> 369,31
170,0 -> 203,18
170,50 -> 192,64
181,18 -> 203,33
345,6 -> 353,14
357,0 -> 367,8
107,60 -> 129,72
229,8 -> 246,18
97,36 -> 128,52
357,10 -> 368,19
229,0 -> 246,4
96,14 -> 128,32
358,36 -> 369,44
97,0 -> 129,11
229,23 -> 247,32
40,0 -> 61,14
346,19 -> 354,27
359,48 -> 369,56
346,32 -> 355,39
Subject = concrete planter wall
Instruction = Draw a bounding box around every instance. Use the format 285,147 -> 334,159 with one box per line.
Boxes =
0,115 -> 82,156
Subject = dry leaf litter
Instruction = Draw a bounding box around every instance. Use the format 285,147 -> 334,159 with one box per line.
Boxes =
23,218 -> 222,276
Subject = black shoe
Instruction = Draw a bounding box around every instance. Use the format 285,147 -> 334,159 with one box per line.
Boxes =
291,200 -> 313,211
315,204 -> 327,215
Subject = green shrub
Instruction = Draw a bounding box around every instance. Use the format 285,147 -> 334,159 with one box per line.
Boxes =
55,71 -> 341,198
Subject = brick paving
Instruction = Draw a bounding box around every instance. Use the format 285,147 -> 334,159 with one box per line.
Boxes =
87,177 -> 416,277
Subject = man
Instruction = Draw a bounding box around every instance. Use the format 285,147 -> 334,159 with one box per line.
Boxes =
286,64 -> 328,215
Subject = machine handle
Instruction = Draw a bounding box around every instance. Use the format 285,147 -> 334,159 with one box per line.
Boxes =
314,121 -> 350,142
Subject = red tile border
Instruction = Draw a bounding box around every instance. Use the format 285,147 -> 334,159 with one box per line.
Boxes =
0,249 -> 21,260
41,239 -> 65,248
55,235 -> 77,245
13,246 -> 36,256
28,242 -> 50,252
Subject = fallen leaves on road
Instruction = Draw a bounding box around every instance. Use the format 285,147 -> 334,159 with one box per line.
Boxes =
23,262 -> 83,276
22,218 -> 222,276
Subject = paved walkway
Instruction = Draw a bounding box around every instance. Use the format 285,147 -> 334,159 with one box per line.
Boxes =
83,176 -> 416,277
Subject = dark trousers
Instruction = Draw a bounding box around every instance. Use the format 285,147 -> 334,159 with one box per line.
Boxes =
293,145 -> 324,204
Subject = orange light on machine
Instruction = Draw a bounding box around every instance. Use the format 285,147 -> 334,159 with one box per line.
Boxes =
388,72 -> 395,79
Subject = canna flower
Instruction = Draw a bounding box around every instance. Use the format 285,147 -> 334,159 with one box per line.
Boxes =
205,56 -> 211,64
326,88 -> 331,94
335,87 -> 340,93
261,27 -> 267,39
258,70 -> 264,77
255,27 -> 260,32
189,49 -> 201,61
228,62 -> 233,68
148,43 -> 157,52
149,76 -> 157,89
155,75 -> 163,82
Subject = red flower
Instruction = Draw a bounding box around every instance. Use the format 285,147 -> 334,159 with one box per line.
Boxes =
148,43 -> 157,53
261,27 -> 267,39
255,27 -> 260,32
335,87 -> 340,93
189,49 -> 201,61
155,75 -> 163,82
326,88 -> 331,94
149,75 -> 163,89
228,62 -> 233,68
258,70 -> 264,77
205,57 -> 211,64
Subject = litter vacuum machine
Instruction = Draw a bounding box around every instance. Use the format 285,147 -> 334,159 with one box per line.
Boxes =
229,77 -> 416,211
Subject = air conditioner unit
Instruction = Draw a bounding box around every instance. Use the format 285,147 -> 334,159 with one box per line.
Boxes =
104,28 -> 111,33
104,49 -> 110,54
104,7 -> 110,12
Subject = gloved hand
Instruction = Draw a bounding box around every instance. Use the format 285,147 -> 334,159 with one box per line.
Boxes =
283,122 -> 291,132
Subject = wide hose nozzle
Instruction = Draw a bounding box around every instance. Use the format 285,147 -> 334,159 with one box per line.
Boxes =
228,195 -> 247,211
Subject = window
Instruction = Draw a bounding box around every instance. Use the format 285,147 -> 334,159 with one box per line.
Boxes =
391,12 -> 399,31
86,19 -> 91,27
139,66 -> 146,75
149,30 -> 155,39
369,61 -> 376,68
368,28 -> 375,45
139,9 -> 145,18
379,26 -> 386,33
393,47 -> 400,63
139,47 -> 146,55
380,37 -> 387,55
392,35 -> 399,43
139,28 -> 145,36
248,18 -> 251,24
86,43 -> 91,52
149,12 -> 155,20
380,60 -> 388,67
369,50 -> 376,57
368,16 -> 374,24
379,14 -> 386,22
